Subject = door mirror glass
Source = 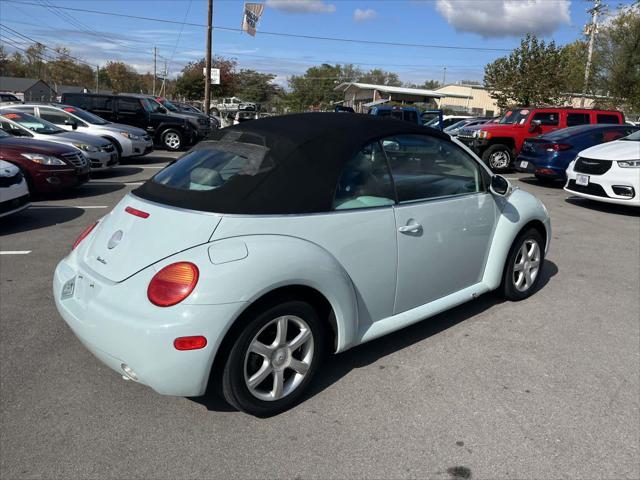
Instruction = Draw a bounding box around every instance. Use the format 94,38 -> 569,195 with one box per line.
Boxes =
490,175 -> 510,196
528,119 -> 542,133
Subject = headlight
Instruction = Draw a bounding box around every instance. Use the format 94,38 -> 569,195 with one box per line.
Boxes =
119,131 -> 142,141
21,153 -> 66,165
472,130 -> 479,138
73,143 -> 100,153
618,160 -> 640,168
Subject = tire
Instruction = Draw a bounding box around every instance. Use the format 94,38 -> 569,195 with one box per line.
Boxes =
500,228 -> 545,301
161,129 -> 183,151
222,300 -> 325,416
482,144 -> 513,172
103,137 -> 122,162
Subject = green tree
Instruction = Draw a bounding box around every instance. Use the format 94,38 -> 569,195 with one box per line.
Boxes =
561,40 -> 589,94
100,61 -> 143,93
234,69 -> 282,103
593,5 -> 640,111
359,68 -> 402,86
287,63 -> 344,111
174,57 -> 238,100
484,34 -> 568,108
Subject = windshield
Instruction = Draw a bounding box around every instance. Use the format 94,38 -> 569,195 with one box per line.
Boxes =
444,120 -> 468,132
0,111 -> 65,134
157,98 -> 179,112
500,109 -> 531,125
62,106 -> 109,125
621,130 -> 640,141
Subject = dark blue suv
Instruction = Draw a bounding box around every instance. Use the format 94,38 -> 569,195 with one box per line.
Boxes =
516,124 -> 638,181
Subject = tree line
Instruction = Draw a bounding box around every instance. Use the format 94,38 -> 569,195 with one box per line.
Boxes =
1,4 -> 637,113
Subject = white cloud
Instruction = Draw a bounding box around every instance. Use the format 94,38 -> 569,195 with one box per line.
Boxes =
435,0 -> 571,38
266,0 -> 336,14
354,8 -> 377,22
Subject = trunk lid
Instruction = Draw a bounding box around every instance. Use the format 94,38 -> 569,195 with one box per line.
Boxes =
81,193 -> 221,282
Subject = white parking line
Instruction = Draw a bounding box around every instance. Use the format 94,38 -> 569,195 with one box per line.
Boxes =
138,166 -> 166,169
31,205 -> 109,209
89,181 -> 144,186
0,251 -> 31,255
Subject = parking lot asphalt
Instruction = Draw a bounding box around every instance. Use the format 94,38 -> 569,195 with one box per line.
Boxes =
1,150 -> 638,480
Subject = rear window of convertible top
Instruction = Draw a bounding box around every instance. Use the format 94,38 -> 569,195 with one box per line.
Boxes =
151,141 -> 272,192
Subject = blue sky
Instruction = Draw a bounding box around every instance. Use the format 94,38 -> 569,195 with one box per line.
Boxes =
0,0 -> 636,86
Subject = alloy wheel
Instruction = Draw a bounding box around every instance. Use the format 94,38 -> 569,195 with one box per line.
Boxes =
490,151 -> 510,169
164,132 -> 181,150
513,239 -> 541,292
243,315 -> 314,401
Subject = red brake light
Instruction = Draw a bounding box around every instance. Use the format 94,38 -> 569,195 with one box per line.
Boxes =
72,222 -> 98,250
147,262 -> 199,307
125,206 -> 150,218
174,336 -> 207,350
544,143 -> 572,152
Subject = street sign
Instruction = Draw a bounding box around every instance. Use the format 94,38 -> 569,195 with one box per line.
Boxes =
203,67 -> 221,85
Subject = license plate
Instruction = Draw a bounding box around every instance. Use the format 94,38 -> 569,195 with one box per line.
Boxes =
520,161 -> 529,169
576,174 -> 589,186
61,277 -> 75,299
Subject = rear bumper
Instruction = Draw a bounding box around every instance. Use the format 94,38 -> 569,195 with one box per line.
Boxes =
515,155 -> 566,179
53,256 -> 247,396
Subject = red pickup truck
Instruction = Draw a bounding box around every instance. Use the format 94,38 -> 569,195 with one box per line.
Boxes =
457,107 -> 625,171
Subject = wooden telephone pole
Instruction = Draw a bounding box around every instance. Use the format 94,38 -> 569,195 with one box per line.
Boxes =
204,0 -> 213,115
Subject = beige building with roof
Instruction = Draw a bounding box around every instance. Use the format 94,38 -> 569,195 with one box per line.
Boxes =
435,84 -> 501,117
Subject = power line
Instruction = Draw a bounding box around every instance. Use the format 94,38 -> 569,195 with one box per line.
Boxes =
5,0 -> 511,53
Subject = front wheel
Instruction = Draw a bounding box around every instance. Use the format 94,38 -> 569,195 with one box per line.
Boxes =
222,300 -> 325,416
500,228 -> 545,301
483,144 -> 513,172
161,129 -> 183,151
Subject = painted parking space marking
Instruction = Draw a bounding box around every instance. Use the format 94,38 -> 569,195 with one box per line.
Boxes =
138,166 -> 166,169
88,181 -> 145,186
0,251 -> 32,255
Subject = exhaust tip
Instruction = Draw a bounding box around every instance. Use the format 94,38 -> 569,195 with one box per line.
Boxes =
120,363 -> 138,381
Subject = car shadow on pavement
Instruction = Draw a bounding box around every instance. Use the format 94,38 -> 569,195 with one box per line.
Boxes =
192,260 -> 558,415
43,183 -> 125,200
0,206 -> 85,235
519,176 -> 564,189
90,167 -> 144,179
121,154 -> 174,166
565,197 -> 640,217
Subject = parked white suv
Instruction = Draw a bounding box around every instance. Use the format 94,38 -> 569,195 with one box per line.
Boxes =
565,129 -> 640,207
11,104 -> 153,160
0,109 -> 117,170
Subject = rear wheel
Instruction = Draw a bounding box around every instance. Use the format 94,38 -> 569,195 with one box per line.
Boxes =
500,228 -> 545,301
161,129 -> 183,151
222,300 -> 325,416
483,144 -> 512,172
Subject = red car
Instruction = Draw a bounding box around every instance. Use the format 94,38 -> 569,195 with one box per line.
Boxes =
457,107 -> 625,171
0,129 -> 90,194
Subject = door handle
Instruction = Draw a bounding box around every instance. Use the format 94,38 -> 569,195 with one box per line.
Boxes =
399,221 -> 422,234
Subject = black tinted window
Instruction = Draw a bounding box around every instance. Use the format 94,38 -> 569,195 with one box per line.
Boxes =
118,98 -> 142,113
92,96 -> 112,110
532,112 -> 559,126
597,114 -> 619,124
333,142 -> 395,210
567,113 -> 590,126
382,134 -> 482,203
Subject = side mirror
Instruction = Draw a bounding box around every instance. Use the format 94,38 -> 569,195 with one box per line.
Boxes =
65,119 -> 78,130
490,175 -> 510,196
528,119 -> 541,133
158,106 -> 168,114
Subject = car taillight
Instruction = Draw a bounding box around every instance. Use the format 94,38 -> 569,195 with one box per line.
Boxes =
544,143 -> 572,152
147,262 -> 199,307
71,222 -> 98,250
125,206 -> 150,218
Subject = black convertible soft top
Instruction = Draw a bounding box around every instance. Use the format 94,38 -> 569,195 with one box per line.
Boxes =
134,112 -> 449,215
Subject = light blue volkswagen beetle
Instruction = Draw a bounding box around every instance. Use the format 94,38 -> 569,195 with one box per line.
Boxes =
54,113 -> 550,416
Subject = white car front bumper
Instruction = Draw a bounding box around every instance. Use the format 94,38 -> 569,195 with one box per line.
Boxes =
0,175 -> 30,217
565,160 -> 640,207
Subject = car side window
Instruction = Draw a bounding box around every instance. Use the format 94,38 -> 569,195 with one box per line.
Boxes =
596,114 -> 619,124
532,112 -> 559,126
39,108 -> 70,125
567,113 -> 590,126
383,134 -> 482,203
118,98 -> 143,113
14,106 -> 35,115
333,141 -> 395,210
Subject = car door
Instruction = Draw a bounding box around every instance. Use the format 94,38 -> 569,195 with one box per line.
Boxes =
531,110 -> 561,135
116,98 -> 146,129
384,134 -> 498,314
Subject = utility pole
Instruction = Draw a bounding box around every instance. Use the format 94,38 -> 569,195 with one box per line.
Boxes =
442,66 -> 447,86
95,65 -> 99,92
581,0 -> 602,107
153,46 -> 157,96
204,0 -> 213,115
160,60 -> 167,97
